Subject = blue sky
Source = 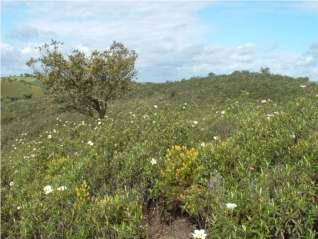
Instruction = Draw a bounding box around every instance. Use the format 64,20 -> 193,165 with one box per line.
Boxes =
1,1 -> 318,81
199,2 -> 318,52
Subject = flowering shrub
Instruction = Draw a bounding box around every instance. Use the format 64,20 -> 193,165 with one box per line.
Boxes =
2,73 -> 318,238
155,145 -> 202,214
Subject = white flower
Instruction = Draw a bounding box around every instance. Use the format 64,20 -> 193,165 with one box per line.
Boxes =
220,110 -> 226,115
153,105 -> 158,109
53,129 -> 57,133
43,185 -> 54,194
266,113 -> 274,120
290,133 -> 296,139
192,229 -> 207,239
97,121 -> 102,125
226,202 -> 237,209
213,136 -> 220,141
200,142 -> 206,147
57,186 -> 67,191
47,134 -> 52,139
17,206 -> 22,210
193,120 -> 198,125
87,140 -> 94,146
150,158 -> 157,165
300,84 -> 307,88
9,181 -> 14,187
261,99 -> 267,104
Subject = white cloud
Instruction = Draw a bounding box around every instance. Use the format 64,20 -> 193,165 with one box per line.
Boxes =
75,44 -> 91,55
1,42 -> 38,75
1,2 -> 318,81
21,46 -> 33,55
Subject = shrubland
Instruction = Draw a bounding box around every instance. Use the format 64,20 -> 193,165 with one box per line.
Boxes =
1,72 -> 318,238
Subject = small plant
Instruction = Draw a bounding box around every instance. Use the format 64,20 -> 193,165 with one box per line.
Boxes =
89,192 -> 144,238
155,145 -> 200,214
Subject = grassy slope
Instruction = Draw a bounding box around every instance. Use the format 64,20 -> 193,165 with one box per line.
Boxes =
1,76 -> 43,98
2,72 -> 314,150
1,72 -> 318,238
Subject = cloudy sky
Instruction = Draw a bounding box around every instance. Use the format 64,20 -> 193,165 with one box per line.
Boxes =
1,1 -> 318,82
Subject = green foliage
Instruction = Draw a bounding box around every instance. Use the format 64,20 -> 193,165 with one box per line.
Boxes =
27,40 -> 137,118
1,72 -> 318,238
155,145 -> 201,214
1,76 -> 43,98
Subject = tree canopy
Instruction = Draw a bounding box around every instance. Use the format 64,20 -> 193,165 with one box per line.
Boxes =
27,40 -> 137,118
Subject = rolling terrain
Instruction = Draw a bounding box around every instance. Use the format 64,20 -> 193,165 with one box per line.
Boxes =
1,72 -> 318,238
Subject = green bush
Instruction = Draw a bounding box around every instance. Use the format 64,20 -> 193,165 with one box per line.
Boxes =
2,73 -> 318,238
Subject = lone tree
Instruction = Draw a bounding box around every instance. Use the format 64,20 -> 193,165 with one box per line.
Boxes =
27,40 -> 137,118
260,67 -> 270,75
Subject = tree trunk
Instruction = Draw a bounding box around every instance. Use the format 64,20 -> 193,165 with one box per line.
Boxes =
98,110 -> 105,119
97,102 -> 107,119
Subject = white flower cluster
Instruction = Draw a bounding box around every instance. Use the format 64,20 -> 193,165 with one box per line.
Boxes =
43,185 -> 54,194
260,99 -> 272,104
43,185 -> 67,194
150,158 -> 157,165
129,112 -> 136,118
143,114 -> 150,119
57,186 -> 67,191
192,120 -> 199,127
213,136 -> 220,141
225,202 -> 237,209
192,229 -> 207,239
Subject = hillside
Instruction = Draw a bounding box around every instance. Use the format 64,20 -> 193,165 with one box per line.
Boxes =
1,72 -> 316,149
1,72 -> 318,238
1,76 -> 43,99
